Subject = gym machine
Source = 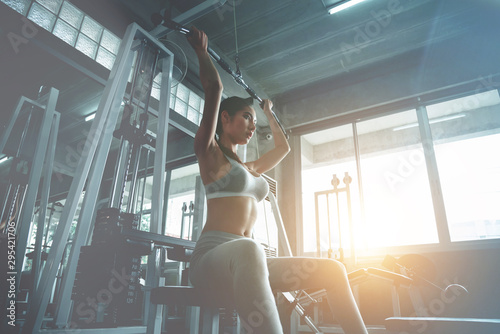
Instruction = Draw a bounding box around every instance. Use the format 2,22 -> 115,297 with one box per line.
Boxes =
0,87 -> 60,327
19,23 -> 181,334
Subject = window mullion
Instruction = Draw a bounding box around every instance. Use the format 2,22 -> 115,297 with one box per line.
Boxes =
416,104 -> 451,244
352,122 -> 365,249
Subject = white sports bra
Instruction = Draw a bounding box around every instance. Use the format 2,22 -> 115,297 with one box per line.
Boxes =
204,154 -> 269,202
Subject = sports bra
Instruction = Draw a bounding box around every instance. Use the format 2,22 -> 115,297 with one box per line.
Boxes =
204,154 -> 269,202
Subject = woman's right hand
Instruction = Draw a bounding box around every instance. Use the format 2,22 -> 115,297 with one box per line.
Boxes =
187,26 -> 208,55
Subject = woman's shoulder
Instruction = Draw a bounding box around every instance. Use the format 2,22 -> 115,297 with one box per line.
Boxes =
197,143 -> 231,180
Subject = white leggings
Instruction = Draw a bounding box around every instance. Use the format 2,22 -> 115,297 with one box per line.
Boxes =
189,231 -> 368,334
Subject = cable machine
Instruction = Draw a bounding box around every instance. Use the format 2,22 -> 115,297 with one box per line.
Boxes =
19,23 -> 180,334
0,87 -> 60,327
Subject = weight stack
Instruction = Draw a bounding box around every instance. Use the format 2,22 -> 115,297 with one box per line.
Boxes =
91,207 -> 139,245
71,208 -> 150,327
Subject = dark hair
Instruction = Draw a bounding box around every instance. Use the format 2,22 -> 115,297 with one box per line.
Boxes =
216,96 -> 254,136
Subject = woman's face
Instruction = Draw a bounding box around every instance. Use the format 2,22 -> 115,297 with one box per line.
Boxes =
223,106 -> 257,145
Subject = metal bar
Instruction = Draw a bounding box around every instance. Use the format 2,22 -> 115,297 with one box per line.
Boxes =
118,140 -> 134,209
315,192 -> 321,257
352,122 -> 365,258
161,169 -> 172,235
145,40 -> 173,334
281,292 -> 323,334
110,138 -> 130,207
0,96 -> 27,156
150,0 -> 228,39
327,192 -> 333,258
120,229 -> 195,252
0,99 -> 36,228
268,192 -> 292,257
138,149 -> 151,216
344,172 -> 356,266
31,111 -> 60,293
0,183 -> 14,230
128,146 -> 143,213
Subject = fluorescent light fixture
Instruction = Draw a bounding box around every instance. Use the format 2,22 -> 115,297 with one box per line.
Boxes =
0,156 -> 9,164
328,0 -> 367,15
85,113 -> 96,122
393,114 -> 466,131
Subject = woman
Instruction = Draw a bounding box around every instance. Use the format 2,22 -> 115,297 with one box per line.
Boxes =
187,27 -> 368,334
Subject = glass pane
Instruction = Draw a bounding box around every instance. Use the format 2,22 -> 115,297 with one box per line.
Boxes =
96,47 -> 115,70
164,164 -> 201,240
59,1 -> 83,28
28,3 -> 57,31
170,94 -> 176,109
170,84 -> 178,96
53,18 -> 77,46
176,83 -> 189,102
356,110 -> 438,248
301,124 -> 361,255
428,90 -> 500,241
35,0 -> 62,14
81,15 -> 103,42
188,92 -> 201,110
100,29 -> 120,54
174,99 -> 188,117
187,107 -> 200,124
75,33 -> 97,58
200,99 -> 204,114
1,0 -> 31,15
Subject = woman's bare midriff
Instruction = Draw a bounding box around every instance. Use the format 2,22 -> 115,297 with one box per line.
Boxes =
202,196 -> 259,237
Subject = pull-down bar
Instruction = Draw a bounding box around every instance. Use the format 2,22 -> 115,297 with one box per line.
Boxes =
162,18 -> 289,138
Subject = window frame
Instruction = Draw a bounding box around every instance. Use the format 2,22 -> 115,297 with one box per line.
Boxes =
296,87 -> 500,258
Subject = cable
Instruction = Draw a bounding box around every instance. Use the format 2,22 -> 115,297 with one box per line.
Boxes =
233,0 -> 241,77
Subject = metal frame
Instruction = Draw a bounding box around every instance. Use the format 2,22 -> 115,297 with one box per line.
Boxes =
0,88 -> 60,334
21,23 -> 174,334
30,109 -> 61,294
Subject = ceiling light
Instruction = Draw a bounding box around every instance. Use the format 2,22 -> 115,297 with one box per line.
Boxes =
328,0 -> 367,15
85,113 -> 96,122
0,156 -> 9,164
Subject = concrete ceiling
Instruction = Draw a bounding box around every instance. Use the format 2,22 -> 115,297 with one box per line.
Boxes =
110,0 -> 495,99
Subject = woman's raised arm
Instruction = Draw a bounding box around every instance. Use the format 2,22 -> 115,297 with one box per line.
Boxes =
246,99 -> 290,174
187,27 -> 223,157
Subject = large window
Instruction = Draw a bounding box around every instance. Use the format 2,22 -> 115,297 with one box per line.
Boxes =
301,89 -> 500,254
428,90 -> 500,241
356,110 -> 438,249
